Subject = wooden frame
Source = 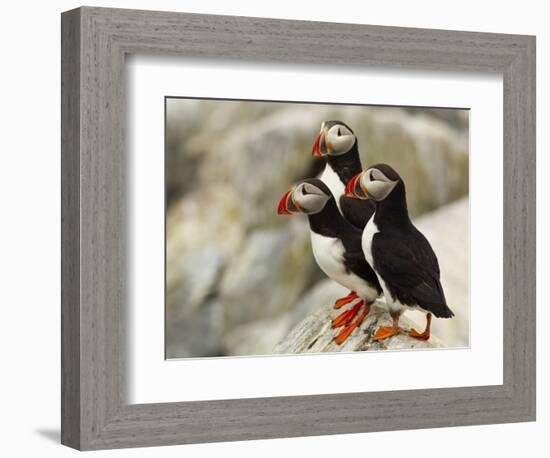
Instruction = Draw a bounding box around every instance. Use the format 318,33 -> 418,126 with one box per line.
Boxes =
61,6 -> 536,450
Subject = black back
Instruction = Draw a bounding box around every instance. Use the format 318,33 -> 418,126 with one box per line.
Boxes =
370,179 -> 454,318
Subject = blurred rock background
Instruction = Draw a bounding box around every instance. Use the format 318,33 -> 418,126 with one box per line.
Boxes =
165,98 -> 469,358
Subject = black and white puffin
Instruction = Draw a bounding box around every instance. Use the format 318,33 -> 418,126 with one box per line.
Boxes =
345,164 -> 454,341
277,178 -> 382,344
311,121 -> 377,310
312,120 -> 375,229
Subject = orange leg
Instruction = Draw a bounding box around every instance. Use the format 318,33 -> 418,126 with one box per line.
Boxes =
334,303 -> 371,345
334,291 -> 357,309
409,313 -> 432,340
373,314 -> 402,341
331,300 -> 364,328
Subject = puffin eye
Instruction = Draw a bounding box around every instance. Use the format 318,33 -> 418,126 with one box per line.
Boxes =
301,185 -> 309,195
337,127 -> 341,137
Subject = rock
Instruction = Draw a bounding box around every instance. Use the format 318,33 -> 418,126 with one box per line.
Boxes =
166,246 -> 225,324
219,221 -> 315,330
165,184 -> 246,332
165,300 -> 224,359
166,184 -> 245,261
274,300 -> 444,354
222,315 -> 292,356
221,281 -> 348,355
165,99 -> 207,202
287,280 -> 349,327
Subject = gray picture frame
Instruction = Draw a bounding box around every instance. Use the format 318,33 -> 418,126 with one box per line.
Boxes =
61,6 -> 536,451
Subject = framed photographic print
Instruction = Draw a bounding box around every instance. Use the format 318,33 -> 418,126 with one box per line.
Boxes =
61,6 -> 536,450
164,96 -> 470,360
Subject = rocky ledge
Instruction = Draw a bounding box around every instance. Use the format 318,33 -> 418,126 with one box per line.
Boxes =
274,299 -> 443,354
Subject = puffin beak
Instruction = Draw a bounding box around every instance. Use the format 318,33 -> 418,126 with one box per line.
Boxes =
277,189 -> 294,215
311,128 -> 326,157
311,132 -> 322,157
345,172 -> 368,199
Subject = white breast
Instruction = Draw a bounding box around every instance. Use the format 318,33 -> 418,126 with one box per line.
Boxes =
320,164 -> 345,211
362,217 -> 409,314
310,232 -> 345,280
361,218 -> 379,267
311,231 -> 379,302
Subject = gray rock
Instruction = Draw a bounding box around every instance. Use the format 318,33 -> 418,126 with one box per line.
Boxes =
165,184 -> 246,330
219,221 -> 314,330
274,301 -> 444,354
166,184 -> 245,261
288,280 -> 349,327
165,300 -> 224,359
166,246 -> 225,324
222,315 -> 292,356
221,281 -> 348,355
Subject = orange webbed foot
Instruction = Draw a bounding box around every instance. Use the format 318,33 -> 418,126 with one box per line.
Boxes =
408,313 -> 432,341
409,328 -> 430,340
334,291 -> 357,309
334,303 -> 370,345
373,325 -> 402,341
331,301 -> 363,328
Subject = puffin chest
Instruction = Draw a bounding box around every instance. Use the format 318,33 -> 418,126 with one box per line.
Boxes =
361,218 -> 379,267
362,218 -> 406,311
310,231 -> 347,278
320,165 -> 345,211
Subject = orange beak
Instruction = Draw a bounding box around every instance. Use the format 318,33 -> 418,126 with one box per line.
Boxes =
311,132 -> 322,157
345,172 -> 368,199
277,190 -> 293,215
345,173 -> 361,197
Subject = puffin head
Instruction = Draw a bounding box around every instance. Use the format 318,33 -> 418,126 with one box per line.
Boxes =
311,120 -> 356,157
277,178 -> 332,216
345,164 -> 401,202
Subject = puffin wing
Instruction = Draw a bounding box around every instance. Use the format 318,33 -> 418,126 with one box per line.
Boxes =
371,230 -> 453,318
339,226 -> 381,289
343,250 -> 381,287
339,195 -> 376,229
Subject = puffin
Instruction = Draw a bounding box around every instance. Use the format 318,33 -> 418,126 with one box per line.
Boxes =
311,120 -> 375,229
277,178 -> 382,344
311,120 -> 377,311
345,164 -> 454,341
